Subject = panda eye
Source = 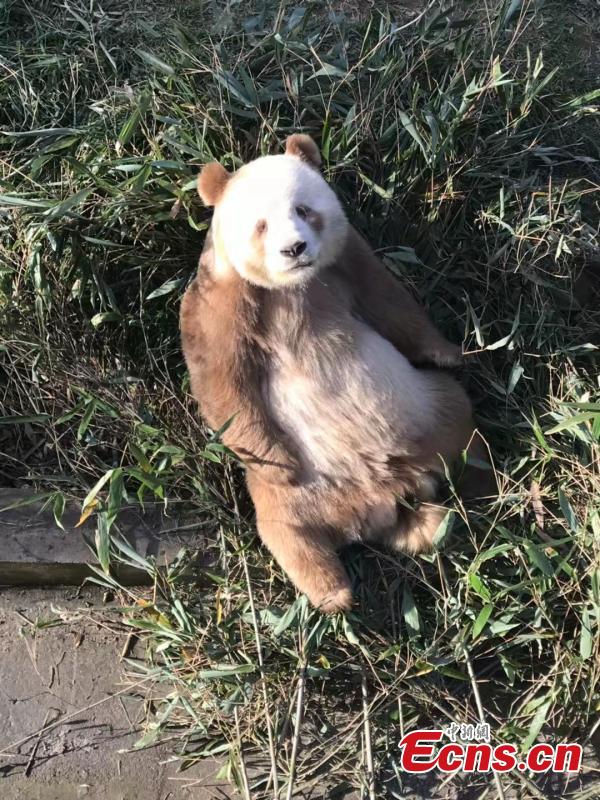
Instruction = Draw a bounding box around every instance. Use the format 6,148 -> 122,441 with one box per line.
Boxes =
256,219 -> 267,235
295,205 -> 309,220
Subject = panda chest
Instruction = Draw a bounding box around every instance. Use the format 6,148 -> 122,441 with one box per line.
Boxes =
264,313 -> 434,481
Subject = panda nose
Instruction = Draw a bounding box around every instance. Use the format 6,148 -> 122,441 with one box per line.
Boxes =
281,240 -> 307,258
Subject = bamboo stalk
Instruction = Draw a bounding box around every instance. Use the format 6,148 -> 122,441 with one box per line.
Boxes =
242,549 -> 279,798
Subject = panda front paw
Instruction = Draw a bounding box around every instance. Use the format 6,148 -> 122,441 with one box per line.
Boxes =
416,340 -> 464,368
430,343 -> 464,368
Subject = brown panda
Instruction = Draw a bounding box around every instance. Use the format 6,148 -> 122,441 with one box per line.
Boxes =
180,134 -> 488,613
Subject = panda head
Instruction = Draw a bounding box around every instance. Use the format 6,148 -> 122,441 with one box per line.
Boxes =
197,135 -> 348,289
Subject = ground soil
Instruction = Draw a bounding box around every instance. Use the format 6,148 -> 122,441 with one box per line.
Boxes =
0,587 -> 229,800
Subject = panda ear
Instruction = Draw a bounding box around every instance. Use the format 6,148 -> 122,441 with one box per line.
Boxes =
197,162 -> 231,206
285,134 -> 322,169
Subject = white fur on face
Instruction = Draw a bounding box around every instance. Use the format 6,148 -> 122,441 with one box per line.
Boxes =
214,155 -> 348,288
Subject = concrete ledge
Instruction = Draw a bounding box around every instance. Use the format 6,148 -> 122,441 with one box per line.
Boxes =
0,561 -> 159,586
0,489 -> 209,587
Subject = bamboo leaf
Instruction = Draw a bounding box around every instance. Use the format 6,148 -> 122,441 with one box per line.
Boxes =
472,604 -> 493,640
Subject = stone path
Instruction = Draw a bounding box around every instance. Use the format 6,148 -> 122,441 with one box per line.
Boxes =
0,587 -> 229,800
0,490 -> 227,799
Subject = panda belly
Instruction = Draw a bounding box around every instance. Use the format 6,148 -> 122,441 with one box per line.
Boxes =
266,322 -> 437,485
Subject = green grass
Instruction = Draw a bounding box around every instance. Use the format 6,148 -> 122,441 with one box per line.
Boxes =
1,0 -> 600,797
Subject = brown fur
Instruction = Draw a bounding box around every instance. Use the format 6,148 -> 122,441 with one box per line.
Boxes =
285,133 -> 322,168
198,162 -> 231,206
180,233 -> 301,485
181,143 -> 489,613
